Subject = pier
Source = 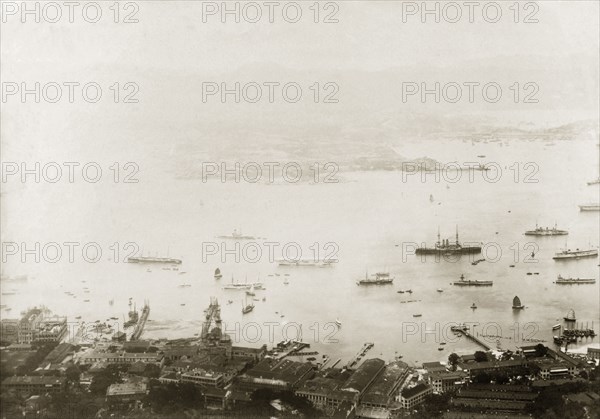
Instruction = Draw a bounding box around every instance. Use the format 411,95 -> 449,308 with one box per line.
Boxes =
346,342 -> 374,369
287,351 -> 319,357
452,325 -> 492,350
273,341 -> 310,360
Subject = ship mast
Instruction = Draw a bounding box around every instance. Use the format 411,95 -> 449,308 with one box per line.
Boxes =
437,227 -> 441,247
456,225 -> 459,245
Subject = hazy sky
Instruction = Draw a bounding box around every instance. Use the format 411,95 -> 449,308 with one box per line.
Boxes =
2,1 -> 598,75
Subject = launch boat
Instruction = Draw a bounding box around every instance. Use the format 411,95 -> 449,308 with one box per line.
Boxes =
242,298 -> 254,314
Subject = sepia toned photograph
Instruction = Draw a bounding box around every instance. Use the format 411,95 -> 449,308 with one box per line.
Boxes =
1,1 -> 599,418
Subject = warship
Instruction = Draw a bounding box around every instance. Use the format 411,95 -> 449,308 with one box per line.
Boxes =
416,227 -> 482,255
524,223 -> 568,236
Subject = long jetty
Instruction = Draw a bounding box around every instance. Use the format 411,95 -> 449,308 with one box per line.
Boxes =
346,342 -> 374,369
452,326 -> 492,350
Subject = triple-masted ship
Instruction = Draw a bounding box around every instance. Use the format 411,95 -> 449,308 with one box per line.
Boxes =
416,228 -> 482,255
453,274 -> 493,287
524,223 -> 568,236
356,271 -> 394,285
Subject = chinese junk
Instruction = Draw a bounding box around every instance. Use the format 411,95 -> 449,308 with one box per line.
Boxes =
512,296 -> 524,310
564,309 -> 576,323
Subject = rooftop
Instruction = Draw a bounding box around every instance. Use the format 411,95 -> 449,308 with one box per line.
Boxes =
297,376 -> 342,395
401,383 -> 431,399
361,361 -> 409,405
106,382 -> 147,396
2,376 -> 66,386
422,361 -> 447,372
341,358 -> 386,394
244,358 -> 313,384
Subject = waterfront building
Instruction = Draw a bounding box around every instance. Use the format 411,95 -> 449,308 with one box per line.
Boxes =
359,361 -> 410,409
37,318 -> 67,343
427,370 -> 468,394
341,358 -> 386,396
163,345 -> 199,361
398,383 -> 432,410
231,344 -> 267,361
236,358 -> 314,392
78,350 -> 164,366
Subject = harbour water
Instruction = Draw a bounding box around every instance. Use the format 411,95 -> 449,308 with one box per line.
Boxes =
1,135 -> 599,366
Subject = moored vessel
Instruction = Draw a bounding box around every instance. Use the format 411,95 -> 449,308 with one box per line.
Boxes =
553,248 -> 598,260
128,255 -> 182,264
453,274 -> 493,287
512,296 -> 524,309
217,229 -> 257,240
242,298 -> 254,314
564,309 -> 576,322
579,204 -> 600,211
524,223 -> 568,236
555,275 -> 596,285
587,178 -> 600,185
416,227 -> 482,255
277,258 -> 337,267
356,271 -> 394,285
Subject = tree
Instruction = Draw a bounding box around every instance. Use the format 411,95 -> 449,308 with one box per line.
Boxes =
448,353 -> 460,370
143,363 -> 161,379
534,343 -> 548,357
89,365 -> 124,395
65,364 -> 81,383
474,351 -> 488,362
472,372 -> 491,384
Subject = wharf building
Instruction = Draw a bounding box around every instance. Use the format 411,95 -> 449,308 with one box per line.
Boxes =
296,359 -> 412,416
0,308 -> 66,344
